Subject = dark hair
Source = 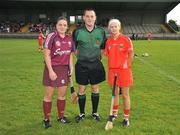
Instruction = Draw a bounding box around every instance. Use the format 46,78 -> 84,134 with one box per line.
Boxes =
56,16 -> 68,24
83,8 -> 96,16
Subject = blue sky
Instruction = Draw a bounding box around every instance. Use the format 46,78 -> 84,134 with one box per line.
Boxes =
167,3 -> 180,25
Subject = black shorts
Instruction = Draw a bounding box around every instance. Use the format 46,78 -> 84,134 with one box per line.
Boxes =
75,60 -> 106,85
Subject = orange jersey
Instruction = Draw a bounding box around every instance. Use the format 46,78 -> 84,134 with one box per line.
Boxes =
38,33 -> 45,46
38,33 -> 44,40
104,33 -> 133,69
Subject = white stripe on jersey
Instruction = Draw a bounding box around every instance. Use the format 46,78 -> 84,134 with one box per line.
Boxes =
44,32 -> 55,48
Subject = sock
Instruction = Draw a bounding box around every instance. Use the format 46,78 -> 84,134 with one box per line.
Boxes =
91,93 -> 99,114
124,109 -> 130,120
78,94 -> 86,114
43,101 -> 52,120
113,105 -> 119,116
57,99 -> 66,119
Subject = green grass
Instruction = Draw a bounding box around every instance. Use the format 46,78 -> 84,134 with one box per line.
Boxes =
0,39 -> 180,135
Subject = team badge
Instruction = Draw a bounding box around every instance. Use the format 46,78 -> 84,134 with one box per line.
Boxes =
61,79 -> 65,84
56,41 -> 61,46
120,44 -> 124,48
108,46 -> 111,50
96,40 -> 99,45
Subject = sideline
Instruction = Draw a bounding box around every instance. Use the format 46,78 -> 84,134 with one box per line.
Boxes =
136,57 -> 180,85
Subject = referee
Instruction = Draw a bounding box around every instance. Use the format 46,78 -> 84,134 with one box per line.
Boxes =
73,8 -> 106,123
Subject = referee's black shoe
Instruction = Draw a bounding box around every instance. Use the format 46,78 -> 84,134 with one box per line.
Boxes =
75,113 -> 85,123
92,113 -> 101,121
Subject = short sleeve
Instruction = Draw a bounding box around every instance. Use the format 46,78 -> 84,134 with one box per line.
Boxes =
126,37 -> 133,52
100,30 -> 107,49
72,29 -> 78,49
71,38 -> 75,52
43,32 -> 55,50
104,40 -> 109,56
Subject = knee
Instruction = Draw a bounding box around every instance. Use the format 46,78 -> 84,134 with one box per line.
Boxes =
115,89 -> 119,96
44,93 -> 53,101
91,85 -> 99,93
58,96 -> 66,100
91,86 -> 99,93
122,93 -> 129,100
78,88 -> 86,95
57,91 -> 66,100
92,89 -> 99,93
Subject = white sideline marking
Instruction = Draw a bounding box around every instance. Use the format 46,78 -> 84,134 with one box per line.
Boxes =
136,57 -> 180,84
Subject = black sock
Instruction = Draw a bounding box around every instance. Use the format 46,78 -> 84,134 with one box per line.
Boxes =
91,93 -> 99,114
78,94 -> 86,114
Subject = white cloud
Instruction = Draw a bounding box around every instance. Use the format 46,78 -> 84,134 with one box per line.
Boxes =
167,3 -> 180,25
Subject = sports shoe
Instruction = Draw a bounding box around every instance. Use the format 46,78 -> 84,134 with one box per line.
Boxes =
107,115 -> 117,122
122,119 -> 130,127
57,117 -> 71,124
43,119 -> 52,129
75,113 -> 85,123
112,115 -> 118,121
92,113 -> 101,121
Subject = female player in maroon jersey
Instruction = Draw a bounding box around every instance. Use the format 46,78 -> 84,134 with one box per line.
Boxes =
42,17 -> 74,129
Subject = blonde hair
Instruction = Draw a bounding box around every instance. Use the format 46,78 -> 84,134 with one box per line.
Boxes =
108,19 -> 121,30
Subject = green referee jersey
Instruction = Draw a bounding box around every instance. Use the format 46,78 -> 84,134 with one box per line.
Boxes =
73,25 -> 106,62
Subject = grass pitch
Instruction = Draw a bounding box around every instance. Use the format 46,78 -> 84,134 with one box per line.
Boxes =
0,39 -> 180,135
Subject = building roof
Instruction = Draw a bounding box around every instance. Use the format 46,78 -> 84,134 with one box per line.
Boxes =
1,1 -> 179,14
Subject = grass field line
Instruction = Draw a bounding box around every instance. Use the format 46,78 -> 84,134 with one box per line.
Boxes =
136,57 -> 180,85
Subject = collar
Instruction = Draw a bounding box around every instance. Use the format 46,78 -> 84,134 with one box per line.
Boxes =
84,25 -> 96,33
56,31 -> 68,39
110,33 -> 122,40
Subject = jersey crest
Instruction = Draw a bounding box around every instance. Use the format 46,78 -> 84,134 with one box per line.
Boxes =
56,41 -> 61,47
119,44 -> 124,48
96,40 -> 99,45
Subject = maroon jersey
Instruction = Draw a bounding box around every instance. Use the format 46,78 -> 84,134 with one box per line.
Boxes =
44,31 -> 74,66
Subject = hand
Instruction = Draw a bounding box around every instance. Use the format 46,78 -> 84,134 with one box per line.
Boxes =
71,92 -> 78,104
127,57 -> 132,67
68,68 -> 73,77
49,70 -> 57,81
74,49 -> 78,56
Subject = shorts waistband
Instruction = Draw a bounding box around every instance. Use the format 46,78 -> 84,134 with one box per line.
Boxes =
77,59 -> 100,64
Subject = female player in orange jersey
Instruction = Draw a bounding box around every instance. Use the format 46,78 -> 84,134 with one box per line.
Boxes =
38,30 -> 46,52
104,19 -> 134,127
